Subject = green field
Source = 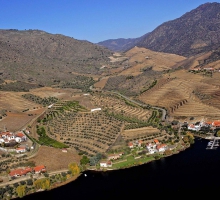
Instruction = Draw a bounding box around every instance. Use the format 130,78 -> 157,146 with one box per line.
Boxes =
112,155 -> 155,169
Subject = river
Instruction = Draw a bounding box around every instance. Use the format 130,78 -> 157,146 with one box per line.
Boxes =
18,138 -> 220,199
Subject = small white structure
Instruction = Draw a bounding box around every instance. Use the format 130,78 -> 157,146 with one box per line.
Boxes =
188,123 -> 201,131
48,104 -> 54,109
91,108 -> 101,112
15,137 -> 22,143
83,93 -> 90,96
0,138 -> 4,144
146,142 -> 157,154
100,161 -> 112,168
148,148 -> 156,154
62,148 -> 67,153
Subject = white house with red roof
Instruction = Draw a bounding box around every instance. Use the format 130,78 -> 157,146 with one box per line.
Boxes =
156,144 -> 167,152
108,153 -> 123,160
15,132 -> 27,142
33,165 -> 46,173
16,147 -> 26,153
146,142 -> 157,154
154,139 -> 159,145
212,120 -> 220,128
128,142 -> 134,148
138,140 -> 143,147
9,167 -> 32,178
0,131 -> 26,144
9,165 -> 46,179
100,160 -> 112,168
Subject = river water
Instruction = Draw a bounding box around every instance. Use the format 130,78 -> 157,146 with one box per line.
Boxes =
19,138 -> 220,199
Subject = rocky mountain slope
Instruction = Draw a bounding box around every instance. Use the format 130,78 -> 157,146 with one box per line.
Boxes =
137,2 -> 220,57
0,29 -> 113,87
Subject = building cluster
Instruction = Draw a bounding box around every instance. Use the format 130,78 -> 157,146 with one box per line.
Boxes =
100,152 -> 124,168
9,165 -> 46,179
100,139 -> 169,168
146,139 -> 167,154
128,139 -> 168,154
0,131 -> 27,144
0,130 -> 31,153
128,140 -> 143,148
187,120 -> 220,131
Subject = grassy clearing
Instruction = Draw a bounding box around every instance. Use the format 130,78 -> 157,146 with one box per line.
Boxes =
112,155 -> 155,169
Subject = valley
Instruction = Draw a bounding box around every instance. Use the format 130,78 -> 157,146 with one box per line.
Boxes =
1,2 -> 220,198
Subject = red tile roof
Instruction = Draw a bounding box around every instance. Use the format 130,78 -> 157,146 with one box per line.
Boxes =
154,139 -> 159,144
128,142 -> 133,146
9,167 -> 32,177
34,165 -> 46,172
156,144 -> 167,150
212,121 -> 220,126
16,132 -> 25,137
16,147 -> 26,151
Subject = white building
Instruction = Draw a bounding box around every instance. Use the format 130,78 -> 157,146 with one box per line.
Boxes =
16,147 -> 26,153
15,132 -> 27,142
100,161 -> 112,168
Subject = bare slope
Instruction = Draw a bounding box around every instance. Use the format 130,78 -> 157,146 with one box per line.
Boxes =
0,29 -> 113,86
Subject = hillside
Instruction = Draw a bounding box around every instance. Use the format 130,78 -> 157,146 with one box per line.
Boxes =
138,69 -> 220,122
94,47 -> 186,95
0,29 -> 113,88
137,2 -> 220,57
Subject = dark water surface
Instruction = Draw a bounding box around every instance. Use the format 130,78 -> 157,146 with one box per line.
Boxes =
19,139 -> 220,199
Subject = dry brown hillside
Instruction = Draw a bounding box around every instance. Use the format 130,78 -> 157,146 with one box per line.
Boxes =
120,47 -> 186,75
138,69 -> 220,122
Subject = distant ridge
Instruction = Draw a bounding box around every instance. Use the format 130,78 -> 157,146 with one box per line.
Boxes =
97,33 -> 149,52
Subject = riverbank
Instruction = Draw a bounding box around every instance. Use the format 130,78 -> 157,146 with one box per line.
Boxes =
49,173 -> 82,190
7,142 -> 192,200
88,142 -> 191,172
15,138 -> 220,200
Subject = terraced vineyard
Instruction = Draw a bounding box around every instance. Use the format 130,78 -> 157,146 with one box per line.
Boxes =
139,78 -> 191,113
91,93 -> 151,121
121,126 -> 165,142
138,70 -> 220,121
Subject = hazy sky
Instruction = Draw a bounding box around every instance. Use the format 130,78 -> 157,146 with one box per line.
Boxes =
0,0 -> 218,43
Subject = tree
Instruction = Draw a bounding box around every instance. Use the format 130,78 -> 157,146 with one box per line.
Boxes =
80,155 -> 89,165
26,179 -> 33,186
16,185 -> 26,198
34,178 -> 50,190
68,162 -> 80,176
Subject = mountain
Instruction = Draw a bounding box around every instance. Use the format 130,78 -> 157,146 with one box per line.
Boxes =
97,33 -> 149,52
0,29 -> 113,88
137,2 -> 220,57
